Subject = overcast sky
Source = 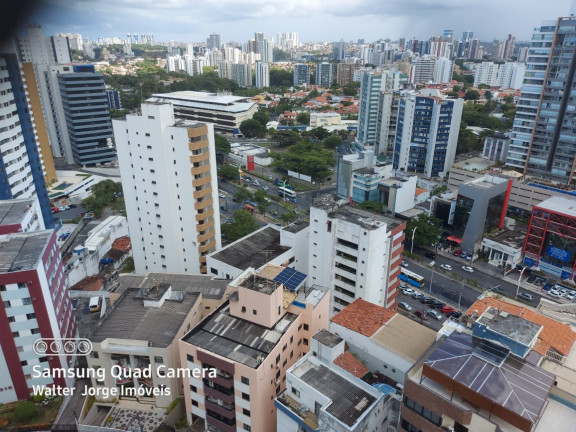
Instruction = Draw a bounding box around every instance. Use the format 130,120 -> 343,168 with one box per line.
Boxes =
29,0 -> 573,44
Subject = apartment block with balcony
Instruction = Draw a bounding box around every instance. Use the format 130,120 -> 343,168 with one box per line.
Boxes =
309,195 -> 406,313
179,265 -> 330,432
113,102 -> 221,275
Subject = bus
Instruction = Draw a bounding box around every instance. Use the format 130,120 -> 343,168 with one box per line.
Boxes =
278,187 -> 297,198
89,296 -> 102,313
399,268 -> 425,288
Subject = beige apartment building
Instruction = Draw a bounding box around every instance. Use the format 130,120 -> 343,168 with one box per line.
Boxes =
179,264 -> 330,432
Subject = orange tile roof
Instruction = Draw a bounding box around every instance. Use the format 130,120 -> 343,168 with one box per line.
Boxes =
112,236 -> 131,252
333,351 -> 369,378
467,298 -> 576,356
331,299 -> 396,337
415,187 -> 428,196
71,275 -> 103,291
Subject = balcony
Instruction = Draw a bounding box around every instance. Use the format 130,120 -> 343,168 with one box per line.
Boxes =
275,394 -> 318,432
198,239 -> 216,253
193,187 -> 212,200
195,209 -> 214,222
191,164 -> 211,175
196,219 -> 214,232
190,152 -> 210,164
204,386 -> 234,405
192,175 -> 212,187
205,400 -> 235,419
188,140 -> 209,151
197,231 -> 215,243
205,414 -> 235,432
195,198 -> 213,211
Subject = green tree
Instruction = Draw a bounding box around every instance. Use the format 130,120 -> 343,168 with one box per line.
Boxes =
406,214 -> 442,248
308,127 -> 331,140
234,186 -> 253,203
271,141 -> 334,182
281,211 -> 298,224
272,130 -> 300,147
109,108 -> 129,118
356,201 -> 385,213
81,179 -> 123,217
322,135 -> 342,149
452,85 -> 461,92
252,110 -> 270,126
296,112 -> 310,125
121,257 -> 135,273
484,90 -> 493,101
253,190 -> 270,214
215,134 -> 231,154
464,90 -> 480,101
431,185 -> 448,197
269,69 -> 294,87
503,95 -> 514,104
220,164 -> 239,180
221,210 -> 260,241
14,401 -> 36,422
477,83 -> 491,90
240,119 -> 266,138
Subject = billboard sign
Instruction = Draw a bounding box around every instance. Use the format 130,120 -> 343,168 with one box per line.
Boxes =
546,245 -> 571,262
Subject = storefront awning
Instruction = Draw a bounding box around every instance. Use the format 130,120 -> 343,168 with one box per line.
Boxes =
447,235 -> 463,244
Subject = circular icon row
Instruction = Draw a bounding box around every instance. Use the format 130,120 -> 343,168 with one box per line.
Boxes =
33,338 -> 92,356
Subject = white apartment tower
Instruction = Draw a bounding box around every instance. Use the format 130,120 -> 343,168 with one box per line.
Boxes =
255,61 -> 269,88
473,62 -> 499,87
113,103 -> 221,275
433,57 -> 453,83
308,197 -> 406,314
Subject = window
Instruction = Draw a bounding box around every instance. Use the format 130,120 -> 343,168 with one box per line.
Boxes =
242,306 -> 246,313
303,338 -> 309,346
282,344 -> 287,352
22,297 -> 32,305
242,392 -> 250,401
303,324 -> 309,331
241,376 -> 249,385
91,351 -> 99,359
187,354 -> 194,363
154,356 -> 164,364
243,425 -> 251,431
291,387 -> 300,397
190,384 -> 197,392
276,354 -> 280,364
243,408 -> 250,416
404,397 -> 441,426
192,400 -> 198,407
253,309 -> 257,315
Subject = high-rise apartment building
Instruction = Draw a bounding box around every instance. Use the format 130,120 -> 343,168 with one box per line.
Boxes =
308,195 -> 406,313
496,62 -> 525,89
113,103 -> 221,275
409,56 -> 435,84
357,72 -> 385,147
231,63 -> 251,87
315,62 -> 333,87
433,57 -> 453,83
0,213 -> 77,403
393,95 -> 463,178
207,33 -> 221,50
0,52 -> 54,228
293,63 -> 311,86
57,65 -> 116,165
18,25 -> 72,65
336,63 -> 360,86
507,16 -> 576,182
255,61 -> 269,89
473,61 -> 500,87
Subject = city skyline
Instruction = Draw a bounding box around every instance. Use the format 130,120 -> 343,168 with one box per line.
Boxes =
30,0 -> 572,44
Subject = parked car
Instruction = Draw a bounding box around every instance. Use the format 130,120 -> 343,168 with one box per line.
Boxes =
400,283 -> 408,289
549,291 -> 561,298
441,306 -> 456,315
448,311 -> 463,319
224,218 -> 233,223
566,291 -> 576,301
527,275 -> 536,283
262,186 -> 269,191
51,207 -> 59,213
420,296 -> 434,304
426,309 -> 443,320
398,302 -> 412,311
431,300 -> 445,309
453,250 -> 462,257
412,292 -> 424,300
414,310 -> 428,320
402,288 -> 415,295
440,264 -> 452,271
460,251 -> 469,259
401,261 -> 409,268
462,266 -> 474,273
69,203 -> 77,208
425,252 -> 436,259
59,205 -> 70,211
518,292 -> 534,302
542,283 -> 552,291
218,193 -> 226,198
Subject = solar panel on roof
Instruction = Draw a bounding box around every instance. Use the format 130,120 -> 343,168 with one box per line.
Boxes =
273,267 -> 307,292
472,339 -> 510,367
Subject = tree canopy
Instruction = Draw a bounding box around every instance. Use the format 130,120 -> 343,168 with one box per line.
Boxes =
234,186 -> 253,203
221,210 -> 260,241
215,134 -> 231,154
464,89 -> 480,101
272,130 -> 300,147
406,214 -> 442,248
270,141 -> 334,181
253,190 -> 270,214
356,201 -> 385,213
252,110 -> 270,126
220,164 -> 239,180
322,135 -> 342,149
269,69 -> 294,87
81,179 -> 124,217
296,112 -> 310,125
240,119 -> 266,138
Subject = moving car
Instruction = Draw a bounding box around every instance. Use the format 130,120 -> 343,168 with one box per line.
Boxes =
218,193 -> 226,198
401,261 -> 408,268
262,186 -> 269,191
424,252 -> 436,259
398,302 -> 412,311
462,266 -> 474,273
518,292 -> 533,302
440,264 -> 452,271
426,309 -> 443,320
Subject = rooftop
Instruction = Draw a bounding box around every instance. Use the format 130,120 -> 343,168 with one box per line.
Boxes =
477,306 -> 542,346
484,226 -> 527,249
452,157 -> 494,172
149,91 -> 256,113
0,199 -> 36,227
115,273 -> 229,300
91,288 -> 199,347
291,357 -> 377,427
331,299 -> 396,337
536,195 -> 576,218
238,274 -> 281,294
371,314 -> 437,363
182,302 -> 298,368
209,226 -> 289,271
424,331 -> 555,425
333,351 -> 369,379
467,297 -> 576,356
0,231 -> 51,273
313,329 -> 343,348
282,220 -> 309,234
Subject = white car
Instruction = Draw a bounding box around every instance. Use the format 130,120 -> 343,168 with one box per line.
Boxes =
426,309 -> 443,320
262,186 -> 269,191
440,264 -> 452,271
59,205 -> 70,211
549,291 -> 561,298
398,301 -> 412,311
218,193 -> 226,199
402,288 -> 415,295
461,266 -> 474,273
566,291 -> 576,301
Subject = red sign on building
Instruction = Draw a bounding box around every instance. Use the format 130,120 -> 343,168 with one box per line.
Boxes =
247,155 -> 255,171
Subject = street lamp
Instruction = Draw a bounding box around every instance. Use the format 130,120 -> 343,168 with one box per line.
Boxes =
429,262 -> 435,294
515,266 -> 531,299
411,226 -> 417,254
